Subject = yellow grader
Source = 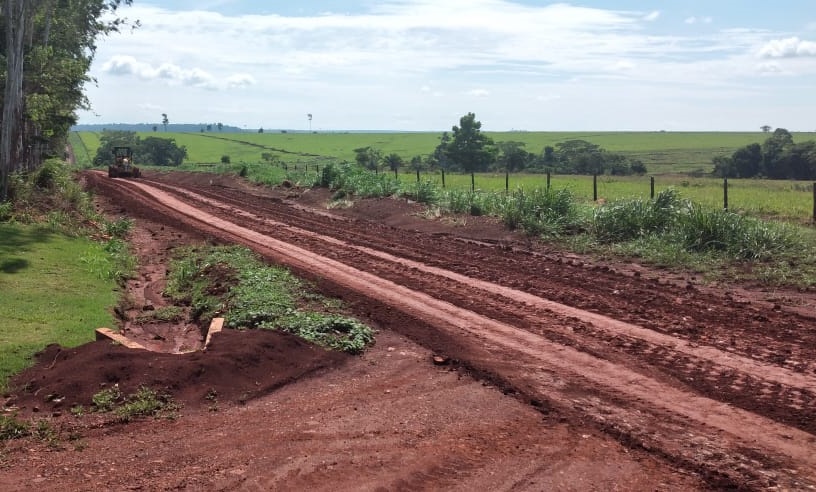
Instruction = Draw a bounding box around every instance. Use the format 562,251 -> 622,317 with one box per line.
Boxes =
108,146 -> 141,178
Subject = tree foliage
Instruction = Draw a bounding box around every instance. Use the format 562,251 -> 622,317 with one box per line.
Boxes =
429,115 -> 644,177
444,112 -> 495,174
93,131 -> 187,167
712,128 -> 816,179
353,146 -> 382,173
0,0 -> 135,200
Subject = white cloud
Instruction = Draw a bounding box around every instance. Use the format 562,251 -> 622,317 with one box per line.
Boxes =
756,62 -> 782,73
226,74 -> 257,89
685,16 -> 712,25
78,1 -> 816,131
101,54 -> 253,90
610,60 -> 635,71
467,89 -> 490,97
758,37 -> 816,58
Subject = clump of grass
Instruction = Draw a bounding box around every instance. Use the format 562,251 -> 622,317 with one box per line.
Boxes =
92,385 -> 122,412
104,217 -> 133,239
500,187 -> 579,237
135,306 -> 185,324
115,386 -> 180,422
0,415 -> 31,441
89,385 -> 179,422
265,312 -> 375,354
673,204 -> 800,260
591,188 -> 682,242
402,179 -> 437,204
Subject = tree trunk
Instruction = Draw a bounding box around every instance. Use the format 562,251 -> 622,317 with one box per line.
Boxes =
1,0 -> 28,201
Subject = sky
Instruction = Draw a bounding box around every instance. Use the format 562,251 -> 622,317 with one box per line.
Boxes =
76,0 -> 816,132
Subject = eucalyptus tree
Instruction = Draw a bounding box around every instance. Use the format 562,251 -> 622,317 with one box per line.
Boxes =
0,0 -> 135,201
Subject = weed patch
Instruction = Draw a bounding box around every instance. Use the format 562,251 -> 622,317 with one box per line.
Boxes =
165,245 -> 374,353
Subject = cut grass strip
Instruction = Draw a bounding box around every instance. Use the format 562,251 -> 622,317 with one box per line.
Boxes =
0,223 -> 118,391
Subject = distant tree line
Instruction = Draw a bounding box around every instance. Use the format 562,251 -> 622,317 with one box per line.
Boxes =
353,113 -> 647,182
93,131 -> 187,167
712,128 -> 816,179
0,1 -> 134,201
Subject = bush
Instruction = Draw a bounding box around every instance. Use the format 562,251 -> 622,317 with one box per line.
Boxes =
221,155 -> 231,164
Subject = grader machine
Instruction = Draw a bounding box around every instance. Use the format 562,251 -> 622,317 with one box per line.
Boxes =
108,146 -> 141,178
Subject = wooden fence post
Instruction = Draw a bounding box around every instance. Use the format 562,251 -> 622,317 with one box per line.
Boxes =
650,176 -> 655,199
723,176 -> 728,211
593,174 -> 598,202
546,171 -> 551,191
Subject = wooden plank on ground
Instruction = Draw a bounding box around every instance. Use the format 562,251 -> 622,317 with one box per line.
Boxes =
95,328 -> 147,350
204,317 -> 224,349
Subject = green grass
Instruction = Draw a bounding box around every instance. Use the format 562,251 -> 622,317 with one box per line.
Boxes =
67,132 -> 93,168
0,223 -> 119,391
164,245 -> 374,353
415,173 -> 815,225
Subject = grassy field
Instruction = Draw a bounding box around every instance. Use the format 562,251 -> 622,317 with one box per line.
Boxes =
73,130 -> 816,223
0,223 -> 118,390
424,173 -> 815,224
75,130 -> 816,174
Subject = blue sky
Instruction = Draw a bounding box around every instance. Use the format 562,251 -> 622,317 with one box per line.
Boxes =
77,1 -> 816,131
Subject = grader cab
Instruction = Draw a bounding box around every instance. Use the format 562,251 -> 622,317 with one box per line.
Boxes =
108,146 -> 141,178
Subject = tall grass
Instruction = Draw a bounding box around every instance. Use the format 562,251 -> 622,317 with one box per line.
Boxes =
672,204 -> 799,260
591,189 -> 682,242
499,187 -> 579,237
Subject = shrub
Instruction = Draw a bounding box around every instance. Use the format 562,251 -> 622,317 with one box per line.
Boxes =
220,155 -> 231,164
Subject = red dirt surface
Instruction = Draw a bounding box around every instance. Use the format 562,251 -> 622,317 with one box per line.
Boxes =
2,169 -> 816,490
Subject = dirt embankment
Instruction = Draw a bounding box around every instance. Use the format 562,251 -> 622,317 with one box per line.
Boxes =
3,169 -> 815,490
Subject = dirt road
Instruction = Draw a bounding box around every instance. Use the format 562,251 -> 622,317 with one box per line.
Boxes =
3,170 -> 815,490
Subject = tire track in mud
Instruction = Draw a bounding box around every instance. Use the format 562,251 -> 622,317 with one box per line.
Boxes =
137,179 -> 816,437
86,174 -> 816,488
150,178 -> 816,374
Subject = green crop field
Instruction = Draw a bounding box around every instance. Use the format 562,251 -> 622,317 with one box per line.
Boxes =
73,130 -> 816,223
76,130 -> 816,174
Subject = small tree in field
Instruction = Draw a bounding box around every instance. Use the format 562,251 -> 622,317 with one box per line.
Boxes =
354,146 -> 382,174
445,112 -> 495,191
221,155 -> 230,164
384,153 -> 403,178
